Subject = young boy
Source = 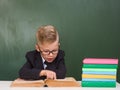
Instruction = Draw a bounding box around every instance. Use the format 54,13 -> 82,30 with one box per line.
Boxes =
19,25 -> 66,80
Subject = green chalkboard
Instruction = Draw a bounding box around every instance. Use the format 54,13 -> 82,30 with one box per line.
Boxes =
0,0 -> 120,83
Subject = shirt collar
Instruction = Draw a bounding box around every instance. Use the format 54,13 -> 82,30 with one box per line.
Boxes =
41,56 -> 45,63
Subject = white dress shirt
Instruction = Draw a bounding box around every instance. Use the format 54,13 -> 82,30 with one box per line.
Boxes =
41,57 -> 47,69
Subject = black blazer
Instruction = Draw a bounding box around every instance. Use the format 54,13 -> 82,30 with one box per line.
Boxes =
19,50 -> 66,80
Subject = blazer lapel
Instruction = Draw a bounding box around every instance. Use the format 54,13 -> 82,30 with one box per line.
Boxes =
35,53 -> 44,69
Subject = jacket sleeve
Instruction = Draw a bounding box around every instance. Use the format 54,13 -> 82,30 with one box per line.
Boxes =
55,58 -> 66,79
19,52 -> 45,80
56,50 -> 66,79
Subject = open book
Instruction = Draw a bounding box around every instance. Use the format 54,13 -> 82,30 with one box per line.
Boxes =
11,77 -> 80,87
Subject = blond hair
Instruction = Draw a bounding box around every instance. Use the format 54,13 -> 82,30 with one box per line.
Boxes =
36,25 -> 59,45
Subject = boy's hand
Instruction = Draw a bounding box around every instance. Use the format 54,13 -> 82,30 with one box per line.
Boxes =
40,70 -> 56,79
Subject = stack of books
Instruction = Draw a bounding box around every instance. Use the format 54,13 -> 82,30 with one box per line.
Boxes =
81,58 -> 118,87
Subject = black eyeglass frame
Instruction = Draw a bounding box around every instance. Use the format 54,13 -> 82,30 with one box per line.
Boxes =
40,49 -> 59,55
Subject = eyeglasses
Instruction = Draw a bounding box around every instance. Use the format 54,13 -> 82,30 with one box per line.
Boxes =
40,50 -> 58,55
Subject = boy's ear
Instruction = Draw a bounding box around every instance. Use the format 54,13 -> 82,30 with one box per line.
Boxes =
35,44 -> 40,52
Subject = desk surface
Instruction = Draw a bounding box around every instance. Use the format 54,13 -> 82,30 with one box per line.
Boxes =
0,81 -> 120,90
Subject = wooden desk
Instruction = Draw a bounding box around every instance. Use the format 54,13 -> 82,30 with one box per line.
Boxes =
0,81 -> 120,90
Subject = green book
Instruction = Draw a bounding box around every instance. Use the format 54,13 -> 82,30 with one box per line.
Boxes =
82,68 -> 117,72
83,64 -> 118,69
82,81 -> 116,87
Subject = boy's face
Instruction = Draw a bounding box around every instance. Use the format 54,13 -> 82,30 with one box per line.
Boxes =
38,41 -> 59,63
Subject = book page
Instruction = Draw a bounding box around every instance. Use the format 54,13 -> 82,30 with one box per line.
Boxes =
11,78 -> 44,87
45,77 -> 80,87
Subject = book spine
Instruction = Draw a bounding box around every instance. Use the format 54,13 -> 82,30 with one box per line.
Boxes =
83,64 -> 118,69
82,78 -> 116,82
82,74 -> 116,79
83,58 -> 118,64
82,71 -> 116,75
82,68 -> 117,72
82,81 -> 116,87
